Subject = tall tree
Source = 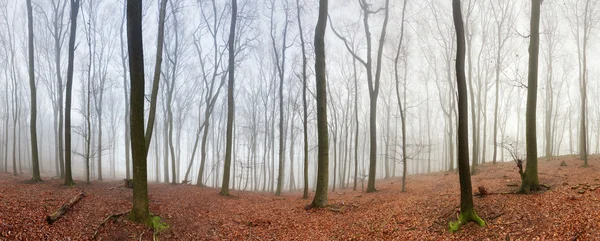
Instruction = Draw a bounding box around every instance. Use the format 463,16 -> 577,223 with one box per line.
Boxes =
119,0 -> 132,180
220,0 -> 237,196
295,0 -> 309,199
38,0 -> 69,179
145,0 -> 168,155
449,0 -> 485,232
330,0 -> 390,192
26,0 -> 41,182
268,0 -> 292,196
491,0 -> 515,163
127,0 -> 150,224
310,0 -> 328,209
64,0 -> 80,186
393,0 -> 408,192
518,0 -> 541,194
565,0 -> 599,166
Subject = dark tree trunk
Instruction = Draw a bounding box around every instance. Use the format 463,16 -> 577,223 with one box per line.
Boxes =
518,0 -> 541,194
64,0 -> 80,186
310,0 -> 329,209
220,0 -> 236,196
127,0 -> 150,224
449,0 -> 485,232
26,0 -> 41,182
145,0 -> 168,156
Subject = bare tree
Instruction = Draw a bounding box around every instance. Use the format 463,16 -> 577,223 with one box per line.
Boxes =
119,0 -> 131,180
25,0 -> 41,182
449,0 -> 485,232
329,0 -> 391,193
295,0 -> 310,199
63,0 -> 79,186
37,0 -> 69,179
490,0 -> 515,163
267,0 -> 294,196
518,0 -> 541,194
310,0 -> 329,209
565,0 -> 599,166
220,0 -> 237,196
127,0 -> 150,224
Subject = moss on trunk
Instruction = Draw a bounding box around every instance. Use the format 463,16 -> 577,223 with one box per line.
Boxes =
449,208 -> 486,232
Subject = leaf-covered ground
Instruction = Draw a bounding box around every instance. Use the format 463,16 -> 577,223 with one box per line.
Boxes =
1,155 -> 600,240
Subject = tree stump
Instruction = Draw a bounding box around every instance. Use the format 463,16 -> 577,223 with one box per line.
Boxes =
124,179 -> 134,189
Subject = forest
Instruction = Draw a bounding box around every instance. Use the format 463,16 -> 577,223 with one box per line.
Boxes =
1,0 -> 600,240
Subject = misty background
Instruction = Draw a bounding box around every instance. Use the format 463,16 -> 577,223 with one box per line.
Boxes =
0,0 -> 597,191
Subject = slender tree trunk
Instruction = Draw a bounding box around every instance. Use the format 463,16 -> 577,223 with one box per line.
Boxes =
120,1 -> 131,180
26,0 -> 41,182
449,0 -> 485,231
220,0 -> 236,196
64,0 -> 80,186
289,113 -> 295,192
145,0 -> 168,156
296,0 -> 310,199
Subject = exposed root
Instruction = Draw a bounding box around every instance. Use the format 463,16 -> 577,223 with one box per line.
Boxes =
448,209 -> 486,232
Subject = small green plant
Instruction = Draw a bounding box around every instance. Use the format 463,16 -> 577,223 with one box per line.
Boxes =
560,161 -> 567,167
150,214 -> 169,240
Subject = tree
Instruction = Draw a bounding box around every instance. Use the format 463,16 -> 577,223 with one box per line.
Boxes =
64,0 -> 79,186
127,0 -> 150,224
565,0 -> 599,166
448,0 -> 485,232
295,0 -> 309,199
491,0 -> 515,163
393,0 -> 408,192
310,0 -> 328,209
188,0 -> 229,186
329,0 -> 390,193
119,0 -> 131,180
25,0 -> 41,182
518,0 -> 541,194
268,0 -> 293,196
220,0 -> 237,196
37,0 -> 69,179
541,3 -> 561,158
145,0 -> 168,156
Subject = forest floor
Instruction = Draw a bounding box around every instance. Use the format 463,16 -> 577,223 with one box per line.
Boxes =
1,155 -> 600,240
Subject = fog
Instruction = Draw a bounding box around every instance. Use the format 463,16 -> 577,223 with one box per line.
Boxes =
0,0 -> 598,192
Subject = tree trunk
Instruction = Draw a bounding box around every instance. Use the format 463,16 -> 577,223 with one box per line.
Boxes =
353,57 -> 359,191
449,0 -> 485,232
310,0 -> 329,208
220,0 -> 236,196
64,0 -> 79,186
120,0 -> 131,180
145,0 -> 168,156
127,0 -> 150,224
296,0 -> 310,199
26,0 -> 41,182
518,0 -> 541,194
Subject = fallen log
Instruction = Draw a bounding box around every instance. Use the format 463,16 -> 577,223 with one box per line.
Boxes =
46,191 -> 85,224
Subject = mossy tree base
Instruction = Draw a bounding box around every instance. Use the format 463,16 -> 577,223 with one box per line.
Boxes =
448,208 -> 486,232
517,173 -> 540,194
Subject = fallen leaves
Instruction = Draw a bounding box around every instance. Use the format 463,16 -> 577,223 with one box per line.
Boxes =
1,155 -> 600,240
